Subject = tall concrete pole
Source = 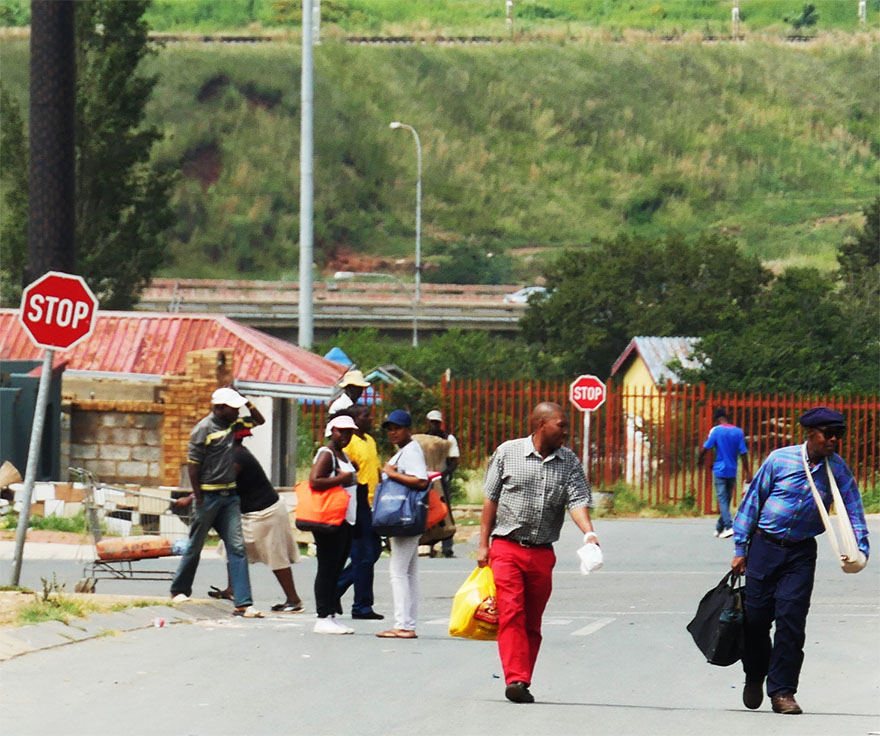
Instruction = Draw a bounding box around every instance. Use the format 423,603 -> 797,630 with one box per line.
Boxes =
27,0 -> 76,282
298,0 -> 315,348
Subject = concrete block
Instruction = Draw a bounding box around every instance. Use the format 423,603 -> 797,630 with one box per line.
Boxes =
118,461 -> 149,477
101,413 -> 122,427
44,499 -> 65,517
101,445 -> 132,461
94,460 -> 117,476
70,443 -> 98,460
134,414 -> 162,430
62,501 -> 83,518
0,631 -> 36,660
133,446 -> 161,462
4,623 -> 75,650
111,428 -> 141,445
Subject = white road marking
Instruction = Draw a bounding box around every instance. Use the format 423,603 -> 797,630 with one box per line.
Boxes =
571,617 -> 616,636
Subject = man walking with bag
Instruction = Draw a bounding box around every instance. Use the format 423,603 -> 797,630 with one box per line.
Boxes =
477,402 -> 598,704
731,407 -> 869,715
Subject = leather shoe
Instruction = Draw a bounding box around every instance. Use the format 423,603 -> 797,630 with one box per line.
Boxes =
771,693 -> 802,715
742,681 -> 763,710
504,682 -> 535,704
352,610 -> 384,620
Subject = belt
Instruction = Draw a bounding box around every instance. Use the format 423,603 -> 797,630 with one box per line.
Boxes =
756,528 -> 810,548
495,535 -> 553,550
203,488 -> 236,497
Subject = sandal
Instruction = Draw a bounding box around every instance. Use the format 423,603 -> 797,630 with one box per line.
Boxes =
233,606 -> 264,618
208,586 -> 234,601
271,602 -> 305,613
376,629 -> 417,639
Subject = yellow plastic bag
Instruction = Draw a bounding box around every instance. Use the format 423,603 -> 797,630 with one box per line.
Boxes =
449,566 -> 499,640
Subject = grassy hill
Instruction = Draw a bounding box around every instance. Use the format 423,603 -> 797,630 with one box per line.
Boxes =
1,36 -> 877,280
4,1 -> 879,36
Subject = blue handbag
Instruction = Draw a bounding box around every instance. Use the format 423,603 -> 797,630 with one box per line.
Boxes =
371,477 -> 429,537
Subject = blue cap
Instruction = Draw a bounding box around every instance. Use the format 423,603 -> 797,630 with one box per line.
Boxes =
799,406 -> 845,428
382,409 -> 412,428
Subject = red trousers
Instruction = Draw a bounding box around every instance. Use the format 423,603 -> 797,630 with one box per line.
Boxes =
489,537 -> 556,686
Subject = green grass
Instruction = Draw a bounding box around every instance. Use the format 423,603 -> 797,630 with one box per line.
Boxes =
17,594 -> 93,625
1,33 -> 876,280
1,511 -> 90,534
3,1 -> 874,35
861,486 -> 880,514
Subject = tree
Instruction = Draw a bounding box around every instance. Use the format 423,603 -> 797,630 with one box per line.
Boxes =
0,84 -> 28,306
74,1 -> 176,309
680,268 -> 875,394
519,233 -> 770,378
837,196 -> 879,286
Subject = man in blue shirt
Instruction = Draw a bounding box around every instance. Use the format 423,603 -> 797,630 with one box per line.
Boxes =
731,407 -> 869,716
699,408 -> 752,538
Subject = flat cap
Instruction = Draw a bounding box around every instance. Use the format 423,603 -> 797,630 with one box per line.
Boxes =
799,406 -> 845,428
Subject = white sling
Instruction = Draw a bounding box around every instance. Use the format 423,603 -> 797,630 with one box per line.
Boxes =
800,443 -> 867,574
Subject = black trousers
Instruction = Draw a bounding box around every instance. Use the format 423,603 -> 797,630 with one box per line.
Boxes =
742,532 -> 817,696
313,524 -> 353,618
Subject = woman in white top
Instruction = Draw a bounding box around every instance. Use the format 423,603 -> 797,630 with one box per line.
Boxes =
309,414 -> 359,634
376,409 -> 429,639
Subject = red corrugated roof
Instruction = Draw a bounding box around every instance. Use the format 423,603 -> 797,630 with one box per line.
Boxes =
0,309 -> 344,387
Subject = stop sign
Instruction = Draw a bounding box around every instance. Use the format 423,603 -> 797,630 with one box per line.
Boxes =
569,374 -> 607,412
18,271 -> 98,350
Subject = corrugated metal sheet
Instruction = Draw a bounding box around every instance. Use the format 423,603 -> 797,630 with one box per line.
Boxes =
610,336 -> 700,385
0,309 -> 344,387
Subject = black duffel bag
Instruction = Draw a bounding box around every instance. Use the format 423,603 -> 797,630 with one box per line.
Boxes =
686,570 -> 745,666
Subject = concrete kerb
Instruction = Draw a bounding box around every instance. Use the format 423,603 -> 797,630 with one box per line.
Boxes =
0,600 -> 227,662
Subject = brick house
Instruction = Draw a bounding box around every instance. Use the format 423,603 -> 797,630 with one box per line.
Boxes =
0,310 -> 345,488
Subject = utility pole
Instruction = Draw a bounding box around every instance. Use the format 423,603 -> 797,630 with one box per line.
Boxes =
27,0 -> 76,282
298,0 -> 314,348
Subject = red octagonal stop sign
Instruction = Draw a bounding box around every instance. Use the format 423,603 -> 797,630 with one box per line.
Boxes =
569,374 -> 607,412
18,271 -> 99,350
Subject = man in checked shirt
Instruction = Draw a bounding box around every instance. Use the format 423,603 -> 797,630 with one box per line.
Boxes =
731,407 -> 869,715
477,402 -> 598,704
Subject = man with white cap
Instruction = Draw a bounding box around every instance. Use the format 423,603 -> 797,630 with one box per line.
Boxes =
425,409 -> 460,558
328,369 -> 370,415
732,406 -> 869,715
170,387 -> 266,617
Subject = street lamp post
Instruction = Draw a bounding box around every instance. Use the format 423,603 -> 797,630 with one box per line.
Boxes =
389,121 -> 421,347
333,271 -> 417,346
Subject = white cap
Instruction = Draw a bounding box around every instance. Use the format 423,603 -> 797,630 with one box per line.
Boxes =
426,410 -> 443,422
324,414 -> 358,437
211,387 -> 247,409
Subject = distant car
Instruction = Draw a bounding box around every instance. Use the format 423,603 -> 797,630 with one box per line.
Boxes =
503,286 -> 548,304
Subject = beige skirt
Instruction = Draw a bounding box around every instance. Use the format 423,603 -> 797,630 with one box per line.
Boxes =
220,498 -> 301,569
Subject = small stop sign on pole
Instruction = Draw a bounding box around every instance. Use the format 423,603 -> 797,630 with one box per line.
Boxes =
18,271 -> 98,350
569,375 -> 607,481
11,272 -> 98,587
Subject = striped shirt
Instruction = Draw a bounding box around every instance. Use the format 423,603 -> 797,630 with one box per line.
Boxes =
733,443 -> 869,559
484,436 -> 592,546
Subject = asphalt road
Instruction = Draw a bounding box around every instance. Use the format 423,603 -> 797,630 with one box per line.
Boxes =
1,517 -> 878,736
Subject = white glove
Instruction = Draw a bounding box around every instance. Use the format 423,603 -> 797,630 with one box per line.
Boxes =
577,542 -> 603,575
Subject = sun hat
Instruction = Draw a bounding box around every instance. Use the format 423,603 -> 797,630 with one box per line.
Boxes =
426,410 -> 443,422
338,370 -> 370,388
382,409 -> 413,429
325,414 -> 359,437
211,387 -> 247,409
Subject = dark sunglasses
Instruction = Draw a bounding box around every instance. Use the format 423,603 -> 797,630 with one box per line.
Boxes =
816,425 -> 845,439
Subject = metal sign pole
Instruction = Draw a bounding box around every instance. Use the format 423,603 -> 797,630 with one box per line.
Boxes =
10,349 -> 54,586
582,409 -> 591,483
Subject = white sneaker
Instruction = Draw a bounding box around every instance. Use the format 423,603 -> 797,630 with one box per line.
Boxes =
171,593 -> 190,603
713,530 -> 720,537
719,528 -> 734,539
314,616 -> 354,635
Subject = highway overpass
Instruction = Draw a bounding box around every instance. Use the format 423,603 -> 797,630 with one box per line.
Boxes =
136,278 -> 528,341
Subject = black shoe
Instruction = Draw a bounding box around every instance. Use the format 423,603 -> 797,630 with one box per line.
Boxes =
504,682 -> 535,704
442,549 -> 455,558
352,611 -> 385,620
743,681 -> 764,710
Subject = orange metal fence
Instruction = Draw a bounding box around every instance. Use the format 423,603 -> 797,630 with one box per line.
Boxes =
300,380 -> 879,514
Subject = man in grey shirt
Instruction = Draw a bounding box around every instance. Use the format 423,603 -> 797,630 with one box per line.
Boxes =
478,402 -> 599,704
170,387 -> 265,617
